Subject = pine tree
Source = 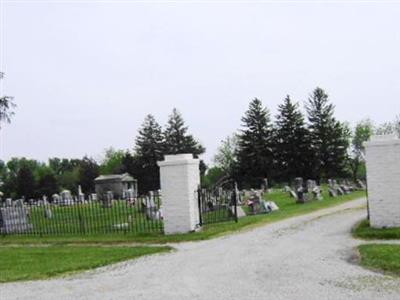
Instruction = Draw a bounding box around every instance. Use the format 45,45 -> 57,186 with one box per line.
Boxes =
237,98 -> 273,187
163,108 -> 205,157
129,114 -> 164,194
16,164 -> 36,199
275,95 -> 311,182
306,87 -> 350,179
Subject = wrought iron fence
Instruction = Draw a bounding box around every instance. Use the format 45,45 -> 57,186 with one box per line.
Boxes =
197,187 -> 238,225
0,192 -> 163,236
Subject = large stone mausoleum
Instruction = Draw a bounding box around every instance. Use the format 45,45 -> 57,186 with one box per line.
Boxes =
365,135 -> 400,228
94,173 -> 137,200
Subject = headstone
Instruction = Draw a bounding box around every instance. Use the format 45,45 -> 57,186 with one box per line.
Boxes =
283,185 -> 291,193
356,179 -> 366,189
52,194 -> 60,204
103,191 -> 113,208
143,192 -> 161,220
5,198 -> 12,207
312,186 -> 323,201
91,193 -> 97,201
262,201 -> 279,212
294,177 -> 308,203
60,190 -> 73,206
14,199 -> 24,207
261,178 -> 269,193
0,207 -> 33,234
328,188 -> 337,197
234,206 -> 247,218
45,206 -> 53,219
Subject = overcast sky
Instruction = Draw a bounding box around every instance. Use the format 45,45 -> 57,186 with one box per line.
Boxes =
1,1 -> 400,164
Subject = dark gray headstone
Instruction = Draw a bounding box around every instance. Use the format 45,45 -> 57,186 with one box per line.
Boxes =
0,207 -> 33,234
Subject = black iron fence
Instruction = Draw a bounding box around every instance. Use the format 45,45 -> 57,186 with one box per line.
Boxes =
0,192 -> 163,236
197,187 -> 238,225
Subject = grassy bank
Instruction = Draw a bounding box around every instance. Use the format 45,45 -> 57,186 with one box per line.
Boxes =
1,189 -> 365,245
0,245 -> 171,283
353,220 -> 400,240
358,244 -> 400,276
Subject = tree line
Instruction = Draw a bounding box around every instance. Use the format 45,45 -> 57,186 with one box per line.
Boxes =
212,88 -> 399,188
1,73 -> 399,198
0,109 -> 205,199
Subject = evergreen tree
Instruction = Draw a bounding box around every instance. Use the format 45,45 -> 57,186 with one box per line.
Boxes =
77,156 -> 99,193
306,87 -> 350,179
275,95 -> 311,182
237,98 -> 273,187
16,163 -> 36,199
163,108 -> 205,157
129,114 -> 164,194
37,170 -> 59,198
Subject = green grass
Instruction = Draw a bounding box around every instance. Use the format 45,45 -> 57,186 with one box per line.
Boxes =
0,189 -> 365,245
0,245 -> 171,283
353,220 -> 400,240
358,244 -> 400,276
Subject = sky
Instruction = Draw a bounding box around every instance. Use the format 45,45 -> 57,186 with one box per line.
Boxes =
1,1 -> 400,165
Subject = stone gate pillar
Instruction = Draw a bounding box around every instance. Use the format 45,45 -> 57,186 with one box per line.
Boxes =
157,154 -> 200,234
365,135 -> 400,228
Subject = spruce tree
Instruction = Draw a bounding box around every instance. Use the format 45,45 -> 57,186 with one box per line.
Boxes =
306,87 -> 350,179
275,95 -> 311,182
237,98 -> 273,187
163,108 -> 205,157
130,114 -> 164,193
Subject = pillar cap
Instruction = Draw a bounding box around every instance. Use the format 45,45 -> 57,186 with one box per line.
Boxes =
157,153 -> 199,167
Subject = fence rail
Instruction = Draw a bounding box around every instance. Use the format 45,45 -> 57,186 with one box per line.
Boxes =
0,193 -> 163,236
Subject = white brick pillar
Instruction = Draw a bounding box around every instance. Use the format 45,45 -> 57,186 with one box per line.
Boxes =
365,135 -> 400,228
157,154 -> 200,234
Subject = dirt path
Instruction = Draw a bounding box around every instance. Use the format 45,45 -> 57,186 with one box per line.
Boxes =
2,198 -> 399,300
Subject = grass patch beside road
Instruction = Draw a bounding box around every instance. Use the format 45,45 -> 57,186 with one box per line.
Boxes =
0,190 -> 365,245
0,245 -> 171,283
358,244 -> 400,276
353,220 -> 400,240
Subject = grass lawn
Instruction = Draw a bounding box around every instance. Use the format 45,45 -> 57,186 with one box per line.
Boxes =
358,244 -> 400,276
353,220 -> 400,240
0,245 -> 171,283
0,189 -> 366,245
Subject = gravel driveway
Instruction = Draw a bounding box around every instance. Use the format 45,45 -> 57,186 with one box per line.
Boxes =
2,198 -> 400,300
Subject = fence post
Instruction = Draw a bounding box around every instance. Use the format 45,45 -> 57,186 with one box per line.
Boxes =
233,182 -> 238,223
197,186 -> 203,226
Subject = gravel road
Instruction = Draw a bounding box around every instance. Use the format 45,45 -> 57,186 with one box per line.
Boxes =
2,198 -> 400,300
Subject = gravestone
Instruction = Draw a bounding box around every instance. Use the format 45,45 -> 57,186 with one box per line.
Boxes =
45,206 -> 53,219
234,206 -> 247,218
356,179 -> 366,189
5,198 -> 12,207
52,194 -> 60,204
60,190 -> 73,206
143,192 -> 161,220
14,199 -> 24,207
261,178 -> 269,193
0,207 -> 33,234
262,201 -> 279,212
103,191 -> 113,208
294,177 -> 308,203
